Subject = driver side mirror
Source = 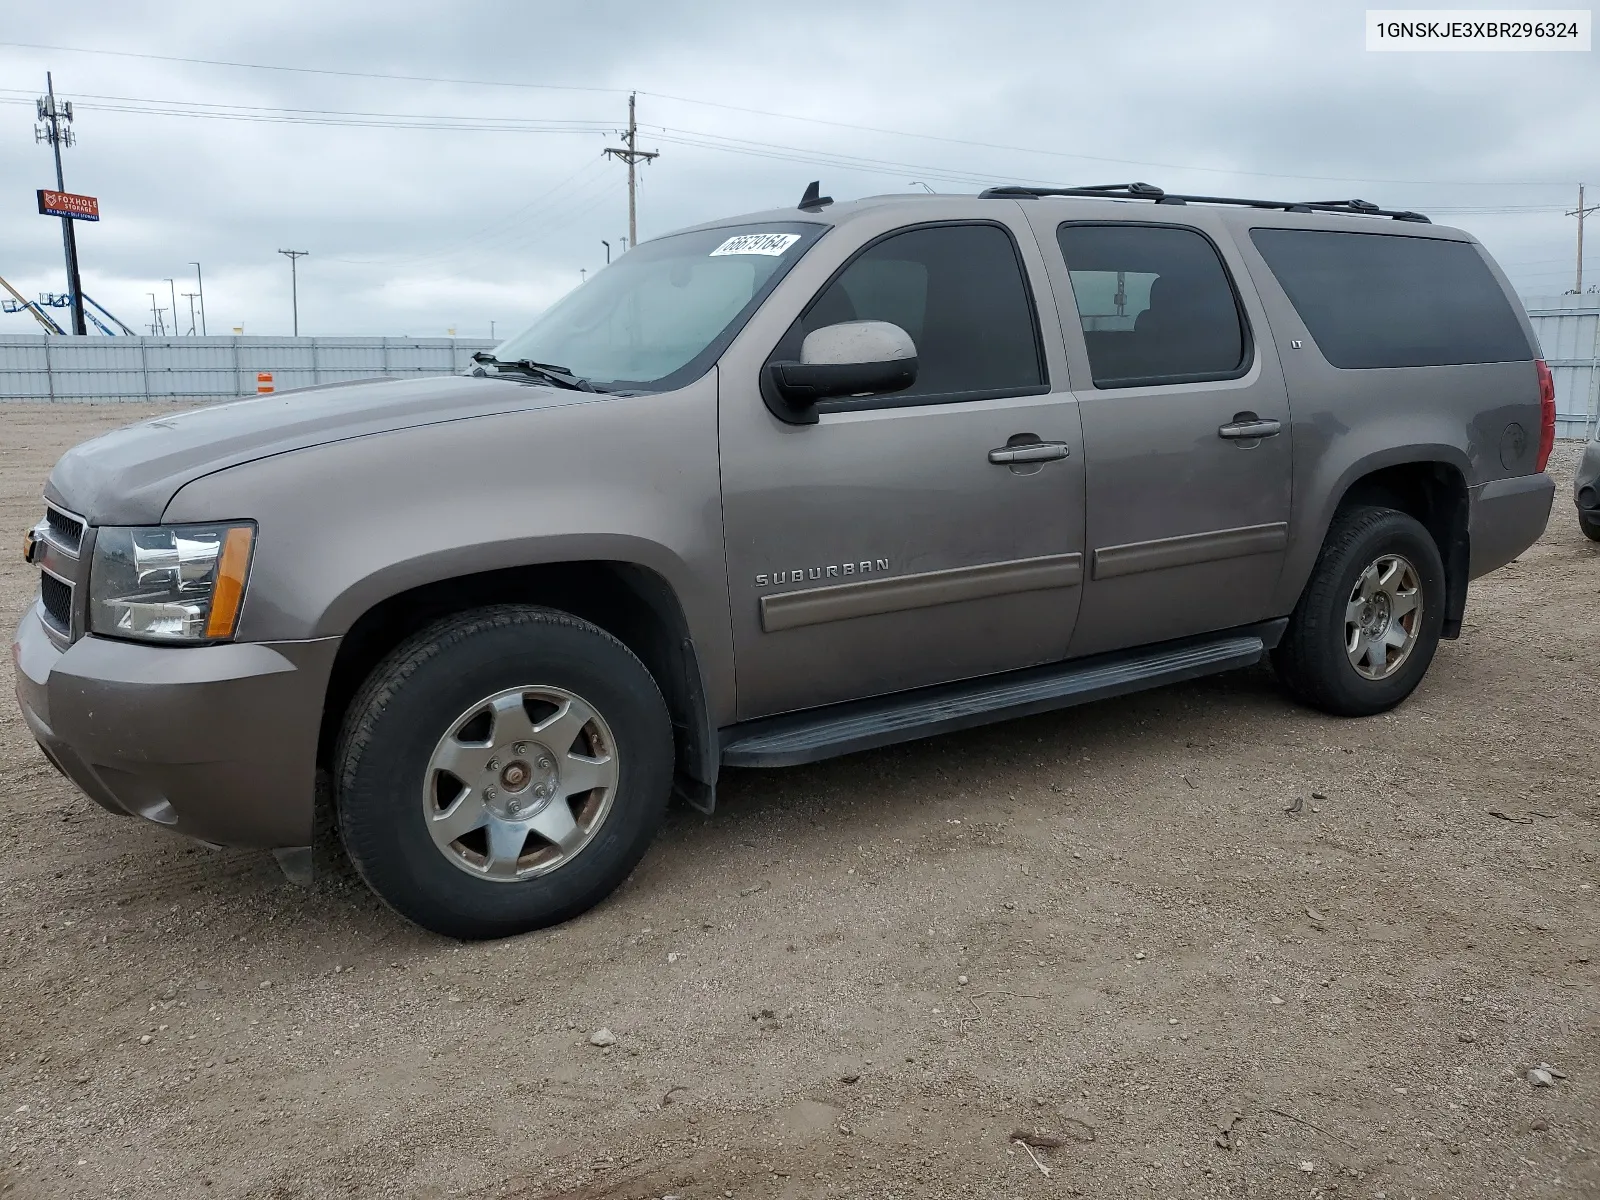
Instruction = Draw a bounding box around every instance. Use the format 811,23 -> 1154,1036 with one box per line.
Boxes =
767,320 -> 919,413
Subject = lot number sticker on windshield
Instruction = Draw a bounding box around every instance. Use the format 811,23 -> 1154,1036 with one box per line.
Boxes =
710,233 -> 802,257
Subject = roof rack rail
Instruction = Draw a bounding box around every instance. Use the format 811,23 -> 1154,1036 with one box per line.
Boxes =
977,182 -> 1431,223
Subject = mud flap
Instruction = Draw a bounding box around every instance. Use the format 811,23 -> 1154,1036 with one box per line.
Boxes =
673,776 -> 715,815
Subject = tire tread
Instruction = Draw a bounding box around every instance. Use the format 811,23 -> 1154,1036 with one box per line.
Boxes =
334,605 -> 667,938
1273,505 -> 1443,717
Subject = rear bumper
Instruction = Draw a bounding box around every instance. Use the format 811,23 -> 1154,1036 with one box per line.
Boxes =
1468,473 -> 1554,578
12,606 -> 338,848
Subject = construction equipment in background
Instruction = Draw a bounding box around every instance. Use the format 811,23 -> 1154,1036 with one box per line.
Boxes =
3,278 -> 137,336
0,272 -> 66,334
37,290 -> 136,336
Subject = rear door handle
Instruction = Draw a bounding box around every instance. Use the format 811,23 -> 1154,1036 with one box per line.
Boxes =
988,441 -> 1070,464
1217,417 -> 1282,440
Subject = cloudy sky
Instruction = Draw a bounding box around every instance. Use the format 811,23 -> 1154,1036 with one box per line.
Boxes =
1,0 -> 1595,339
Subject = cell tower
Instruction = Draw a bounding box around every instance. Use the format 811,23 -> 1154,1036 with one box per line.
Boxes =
35,73 -> 85,336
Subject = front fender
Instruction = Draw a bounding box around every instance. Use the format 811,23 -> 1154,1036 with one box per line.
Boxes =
162,373 -> 736,720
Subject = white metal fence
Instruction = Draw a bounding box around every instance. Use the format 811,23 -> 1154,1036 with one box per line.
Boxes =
0,335 -> 498,403
3,301 -> 1598,438
1525,295 -> 1600,440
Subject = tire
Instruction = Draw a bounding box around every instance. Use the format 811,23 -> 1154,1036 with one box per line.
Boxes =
1272,506 -> 1446,718
336,605 -> 673,939
1581,513 -> 1600,543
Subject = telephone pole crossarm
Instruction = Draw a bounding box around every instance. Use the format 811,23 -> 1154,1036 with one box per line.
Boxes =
603,92 -> 660,249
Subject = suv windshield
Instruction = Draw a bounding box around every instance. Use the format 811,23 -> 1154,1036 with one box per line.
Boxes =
488,222 -> 825,393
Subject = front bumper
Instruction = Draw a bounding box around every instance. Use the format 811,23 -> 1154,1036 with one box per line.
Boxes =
1467,473 -> 1555,578
13,606 -> 339,848
1575,440 -> 1600,518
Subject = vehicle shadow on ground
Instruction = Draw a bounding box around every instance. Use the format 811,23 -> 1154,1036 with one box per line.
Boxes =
43,661 -> 1301,952
704,661 -> 1291,823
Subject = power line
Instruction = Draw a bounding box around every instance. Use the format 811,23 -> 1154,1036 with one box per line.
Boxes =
324,157 -> 610,267
0,40 -> 625,95
333,163 -> 618,272
0,92 -> 609,134
0,42 -> 1578,188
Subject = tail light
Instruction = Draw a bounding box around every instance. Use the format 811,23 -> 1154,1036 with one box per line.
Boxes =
1535,359 -> 1556,473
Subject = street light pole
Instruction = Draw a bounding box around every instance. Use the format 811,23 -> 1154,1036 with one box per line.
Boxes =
188,261 -> 206,335
277,249 -> 308,336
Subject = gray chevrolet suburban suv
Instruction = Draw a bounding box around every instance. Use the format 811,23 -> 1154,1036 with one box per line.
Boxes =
16,182 -> 1557,938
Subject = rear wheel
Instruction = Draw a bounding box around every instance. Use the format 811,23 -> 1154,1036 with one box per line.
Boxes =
1272,506 -> 1446,717
1580,512 -> 1600,543
336,605 -> 673,939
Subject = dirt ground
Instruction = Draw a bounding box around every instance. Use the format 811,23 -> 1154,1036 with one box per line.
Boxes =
0,403 -> 1594,1200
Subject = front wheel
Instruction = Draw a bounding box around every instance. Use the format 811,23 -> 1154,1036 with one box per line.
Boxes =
1580,512 -> 1600,543
1272,506 -> 1446,717
336,605 -> 673,939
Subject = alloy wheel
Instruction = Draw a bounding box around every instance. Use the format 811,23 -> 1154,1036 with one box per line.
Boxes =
1344,554 -> 1423,681
422,685 -> 619,881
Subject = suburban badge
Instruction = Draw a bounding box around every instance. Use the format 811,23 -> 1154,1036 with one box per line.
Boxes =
755,558 -> 890,587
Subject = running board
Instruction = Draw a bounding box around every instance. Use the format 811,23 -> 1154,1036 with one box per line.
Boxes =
719,629 -> 1276,768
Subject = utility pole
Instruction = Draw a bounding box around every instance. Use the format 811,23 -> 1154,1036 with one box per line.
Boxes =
147,293 -> 164,336
35,74 -> 86,335
164,278 -> 177,337
1568,184 -> 1599,294
182,292 -> 199,336
277,249 -> 308,335
603,93 -> 659,249
188,262 -> 206,335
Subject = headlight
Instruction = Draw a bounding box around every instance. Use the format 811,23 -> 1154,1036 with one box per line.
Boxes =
88,523 -> 255,642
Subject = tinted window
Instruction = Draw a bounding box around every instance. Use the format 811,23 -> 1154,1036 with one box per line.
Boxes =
792,223 -> 1044,400
1057,223 -> 1247,388
1250,228 -> 1531,369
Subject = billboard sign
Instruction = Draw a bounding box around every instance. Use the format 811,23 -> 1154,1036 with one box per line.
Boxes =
37,189 -> 99,221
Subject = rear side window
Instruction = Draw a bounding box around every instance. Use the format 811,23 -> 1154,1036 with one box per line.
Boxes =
1056,223 -> 1249,388
1249,228 -> 1531,369
792,222 -> 1045,401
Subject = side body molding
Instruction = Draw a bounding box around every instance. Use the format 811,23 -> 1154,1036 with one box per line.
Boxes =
759,553 -> 1083,632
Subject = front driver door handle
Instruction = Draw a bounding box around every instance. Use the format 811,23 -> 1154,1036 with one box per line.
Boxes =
988,440 -> 1070,464
1217,415 -> 1283,440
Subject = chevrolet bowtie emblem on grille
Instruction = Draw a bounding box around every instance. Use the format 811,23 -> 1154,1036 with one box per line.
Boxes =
22,528 -> 38,565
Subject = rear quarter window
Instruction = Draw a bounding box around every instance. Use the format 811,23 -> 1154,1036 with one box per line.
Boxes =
1249,228 -> 1531,369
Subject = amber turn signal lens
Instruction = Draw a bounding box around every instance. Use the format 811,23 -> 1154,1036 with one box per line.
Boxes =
204,526 -> 255,639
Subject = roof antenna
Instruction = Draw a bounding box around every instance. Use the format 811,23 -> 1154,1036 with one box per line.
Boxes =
798,180 -> 833,212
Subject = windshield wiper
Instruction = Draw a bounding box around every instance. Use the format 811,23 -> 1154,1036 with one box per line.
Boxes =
471,352 -> 602,392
